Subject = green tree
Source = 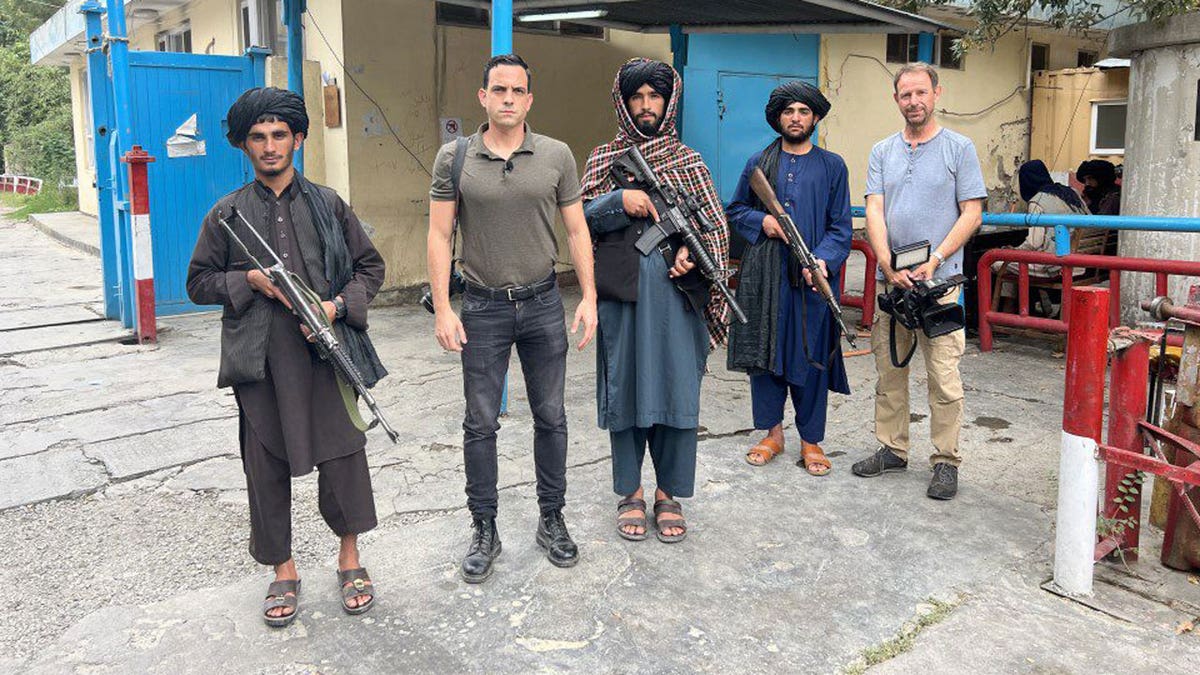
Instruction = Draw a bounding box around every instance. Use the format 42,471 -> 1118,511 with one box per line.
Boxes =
881,0 -> 1200,51
0,0 -> 74,186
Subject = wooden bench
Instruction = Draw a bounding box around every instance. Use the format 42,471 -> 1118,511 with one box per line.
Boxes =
990,227 -> 1117,319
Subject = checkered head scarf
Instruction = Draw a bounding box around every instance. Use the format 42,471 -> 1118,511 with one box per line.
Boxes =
581,58 -> 731,348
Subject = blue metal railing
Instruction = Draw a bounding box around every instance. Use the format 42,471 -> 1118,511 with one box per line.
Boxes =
849,206 -> 1200,256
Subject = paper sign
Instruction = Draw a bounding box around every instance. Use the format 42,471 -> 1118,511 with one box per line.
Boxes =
167,113 -> 206,158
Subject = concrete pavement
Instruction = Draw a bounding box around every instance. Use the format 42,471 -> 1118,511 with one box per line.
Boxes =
0,211 -> 1197,673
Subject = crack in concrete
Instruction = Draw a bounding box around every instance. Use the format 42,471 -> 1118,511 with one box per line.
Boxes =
0,389 -> 217,427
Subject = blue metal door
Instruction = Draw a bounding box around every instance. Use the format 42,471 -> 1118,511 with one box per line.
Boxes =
717,73 -> 792,204
124,51 -> 264,316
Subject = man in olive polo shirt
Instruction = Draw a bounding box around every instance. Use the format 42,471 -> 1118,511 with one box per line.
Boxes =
427,54 -> 598,583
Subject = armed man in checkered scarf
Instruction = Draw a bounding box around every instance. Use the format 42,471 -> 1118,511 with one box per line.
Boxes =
580,58 -> 730,544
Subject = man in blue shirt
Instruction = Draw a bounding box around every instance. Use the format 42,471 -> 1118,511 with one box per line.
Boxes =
727,81 -> 853,476
853,63 -> 986,500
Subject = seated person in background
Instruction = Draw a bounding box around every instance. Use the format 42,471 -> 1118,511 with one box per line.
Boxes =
992,160 -> 1089,315
1075,159 -> 1121,215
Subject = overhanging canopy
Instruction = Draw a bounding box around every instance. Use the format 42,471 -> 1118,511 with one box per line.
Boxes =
448,0 -> 951,34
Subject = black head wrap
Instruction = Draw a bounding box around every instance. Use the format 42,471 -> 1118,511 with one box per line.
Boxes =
765,81 -> 831,134
225,87 -> 309,147
1019,159 -> 1084,209
618,59 -> 674,103
1075,159 -> 1117,186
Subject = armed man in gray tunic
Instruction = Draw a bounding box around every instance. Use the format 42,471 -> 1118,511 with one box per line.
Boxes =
186,88 -> 386,628
581,59 -> 730,544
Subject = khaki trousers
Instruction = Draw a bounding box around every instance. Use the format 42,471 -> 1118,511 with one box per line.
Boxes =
871,286 -> 965,466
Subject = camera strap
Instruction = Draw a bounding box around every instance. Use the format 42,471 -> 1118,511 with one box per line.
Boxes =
888,316 -> 919,369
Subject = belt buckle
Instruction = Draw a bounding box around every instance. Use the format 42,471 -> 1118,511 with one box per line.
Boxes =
506,287 -> 517,302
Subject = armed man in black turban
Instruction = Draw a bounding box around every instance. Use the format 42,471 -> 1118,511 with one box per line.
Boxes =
187,86 -> 387,627
727,80 -> 852,477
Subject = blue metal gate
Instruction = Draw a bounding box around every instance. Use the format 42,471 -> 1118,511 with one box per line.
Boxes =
84,1 -> 265,327
125,51 -> 264,316
680,34 -> 820,202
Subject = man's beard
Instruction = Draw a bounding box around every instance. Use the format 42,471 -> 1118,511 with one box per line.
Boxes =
782,126 -> 813,144
905,106 -> 931,127
634,114 -> 661,136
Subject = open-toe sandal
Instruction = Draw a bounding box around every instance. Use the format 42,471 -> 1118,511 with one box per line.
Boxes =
262,579 -> 301,628
616,496 -> 649,542
653,498 -> 688,544
338,568 -> 375,616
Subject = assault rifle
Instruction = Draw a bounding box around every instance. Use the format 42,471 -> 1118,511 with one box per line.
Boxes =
749,167 -> 856,348
219,207 -> 400,444
610,145 -> 748,325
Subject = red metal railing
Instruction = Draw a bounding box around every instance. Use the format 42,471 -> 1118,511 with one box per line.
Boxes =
839,239 -> 877,329
0,174 -> 42,196
976,249 -> 1200,351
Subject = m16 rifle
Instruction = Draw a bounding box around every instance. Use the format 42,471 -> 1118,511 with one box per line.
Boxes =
610,145 -> 748,325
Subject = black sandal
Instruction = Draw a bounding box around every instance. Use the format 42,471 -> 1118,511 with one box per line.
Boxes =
616,496 -> 648,542
338,568 -> 375,615
262,579 -> 301,628
653,498 -> 688,544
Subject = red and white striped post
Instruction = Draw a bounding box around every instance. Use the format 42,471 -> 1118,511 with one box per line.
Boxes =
122,145 -> 156,343
1053,286 -> 1110,595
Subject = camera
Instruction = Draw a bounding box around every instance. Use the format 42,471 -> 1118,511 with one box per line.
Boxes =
878,276 -> 966,338
877,241 -> 966,367
419,267 -> 467,314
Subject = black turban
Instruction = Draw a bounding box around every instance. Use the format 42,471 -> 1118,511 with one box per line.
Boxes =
765,81 -> 831,134
618,59 -> 674,103
1075,159 -> 1117,186
225,87 -> 309,147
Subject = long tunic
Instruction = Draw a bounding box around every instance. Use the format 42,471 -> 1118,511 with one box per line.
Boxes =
187,180 -> 386,476
584,190 -> 710,432
726,146 -> 852,394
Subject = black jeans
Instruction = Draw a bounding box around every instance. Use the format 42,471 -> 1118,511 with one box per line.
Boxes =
460,281 -> 569,518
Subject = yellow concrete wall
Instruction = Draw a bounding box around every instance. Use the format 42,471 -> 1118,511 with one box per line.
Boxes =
1029,67 -> 1128,175
340,0 -> 670,290
819,20 -> 1107,211
301,0 -> 351,201
266,56 -> 329,186
69,63 -> 99,216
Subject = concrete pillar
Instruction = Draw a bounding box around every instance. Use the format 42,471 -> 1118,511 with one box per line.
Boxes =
1110,13 -> 1200,321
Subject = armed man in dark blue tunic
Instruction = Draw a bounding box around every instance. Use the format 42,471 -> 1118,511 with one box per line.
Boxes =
726,81 -> 853,476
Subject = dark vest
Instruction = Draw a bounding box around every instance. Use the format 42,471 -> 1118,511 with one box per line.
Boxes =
593,217 -> 710,317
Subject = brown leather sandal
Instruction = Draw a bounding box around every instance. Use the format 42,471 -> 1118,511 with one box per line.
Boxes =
338,568 -> 374,615
745,436 -> 784,466
262,579 -> 301,628
799,441 -> 832,476
653,498 -> 688,544
616,496 -> 648,541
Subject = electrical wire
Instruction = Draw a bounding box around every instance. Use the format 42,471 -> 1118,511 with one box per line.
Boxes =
1050,70 -> 1095,169
304,7 -> 431,177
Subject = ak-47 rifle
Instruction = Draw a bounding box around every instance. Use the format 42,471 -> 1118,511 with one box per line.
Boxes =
749,167 -> 856,348
609,145 -> 748,325
219,207 -> 400,444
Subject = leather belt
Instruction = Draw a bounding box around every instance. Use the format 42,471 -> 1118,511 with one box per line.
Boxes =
465,274 -> 556,302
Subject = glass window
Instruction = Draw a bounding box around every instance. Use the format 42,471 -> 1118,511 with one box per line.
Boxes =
1077,51 -> 1098,68
1090,101 -> 1127,154
1031,43 -> 1049,72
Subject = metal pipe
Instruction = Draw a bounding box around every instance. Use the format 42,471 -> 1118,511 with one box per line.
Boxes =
1054,286 -> 1109,596
850,205 -> 1200,233
81,1 -> 120,319
492,0 -> 513,55
1142,296 -> 1200,324
106,0 -> 136,327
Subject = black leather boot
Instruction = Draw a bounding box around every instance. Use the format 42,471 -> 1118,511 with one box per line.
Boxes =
461,517 -> 501,583
536,509 -> 579,568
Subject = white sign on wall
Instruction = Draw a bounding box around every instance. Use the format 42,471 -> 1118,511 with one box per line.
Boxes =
440,117 -> 463,145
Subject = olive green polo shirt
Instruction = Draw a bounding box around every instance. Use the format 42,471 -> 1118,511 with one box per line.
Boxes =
430,123 -> 582,288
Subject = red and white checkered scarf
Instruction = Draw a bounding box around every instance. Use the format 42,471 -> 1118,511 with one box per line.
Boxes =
581,58 -> 730,348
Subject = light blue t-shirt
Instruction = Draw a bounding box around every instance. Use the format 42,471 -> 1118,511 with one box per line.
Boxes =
865,128 -> 987,280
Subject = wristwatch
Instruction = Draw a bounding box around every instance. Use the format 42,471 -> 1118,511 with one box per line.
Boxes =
333,296 -> 346,320
931,250 -> 946,267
